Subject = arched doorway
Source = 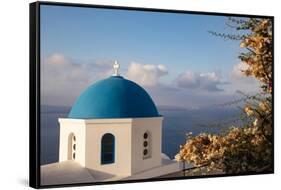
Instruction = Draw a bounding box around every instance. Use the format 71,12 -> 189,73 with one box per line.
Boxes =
68,133 -> 76,160
101,133 -> 115,164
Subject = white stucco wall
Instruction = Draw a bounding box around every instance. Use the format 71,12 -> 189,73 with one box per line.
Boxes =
58,117 -> 163,176
84,119 -> 132,176
58,119 -> 86,167
131,117 -> 163,174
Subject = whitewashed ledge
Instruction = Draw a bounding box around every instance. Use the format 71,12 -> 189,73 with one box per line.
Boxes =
40,154 -> 193,186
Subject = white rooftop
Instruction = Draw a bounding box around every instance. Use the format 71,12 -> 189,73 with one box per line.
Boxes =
41,154 -> 193,186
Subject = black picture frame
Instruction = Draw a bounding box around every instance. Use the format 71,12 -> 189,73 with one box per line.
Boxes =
29,1 -> 274,189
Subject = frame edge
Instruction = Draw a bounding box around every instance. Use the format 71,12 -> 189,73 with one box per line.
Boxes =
29,1 -> 40,189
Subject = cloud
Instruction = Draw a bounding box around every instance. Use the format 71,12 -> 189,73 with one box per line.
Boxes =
175,70 -> 225,92
41,56 -> 169,106
126,62 -> 168,87
41,53 -> 113,106
230,62 -> 250,80
145,80 -> 238,109
230,62 -> 259,85
45,53 -> 69,65
224,62 -> 260,94
41,54 -> 260,108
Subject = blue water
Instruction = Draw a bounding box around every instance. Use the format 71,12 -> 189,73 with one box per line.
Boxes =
40,105 -> 240,165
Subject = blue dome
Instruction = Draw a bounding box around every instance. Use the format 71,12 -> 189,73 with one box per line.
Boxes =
68,76 -> 160,119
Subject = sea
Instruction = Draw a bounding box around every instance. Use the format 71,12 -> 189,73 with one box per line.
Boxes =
40,105 -> 241,165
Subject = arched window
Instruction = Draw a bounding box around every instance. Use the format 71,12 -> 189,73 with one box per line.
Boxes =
143,131 -> 151,159
101,133 -> 115,164
68,133 -> 76,160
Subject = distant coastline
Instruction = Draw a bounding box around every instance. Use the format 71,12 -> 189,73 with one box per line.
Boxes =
41,104 -> 235,113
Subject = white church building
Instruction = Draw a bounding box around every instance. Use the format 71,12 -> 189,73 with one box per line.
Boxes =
41,62 -> 187,185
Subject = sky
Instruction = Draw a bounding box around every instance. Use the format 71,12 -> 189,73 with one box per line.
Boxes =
40,4 -> 260,108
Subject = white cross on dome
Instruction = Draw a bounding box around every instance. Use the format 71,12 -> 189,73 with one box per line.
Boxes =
113,60 -> 120,76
